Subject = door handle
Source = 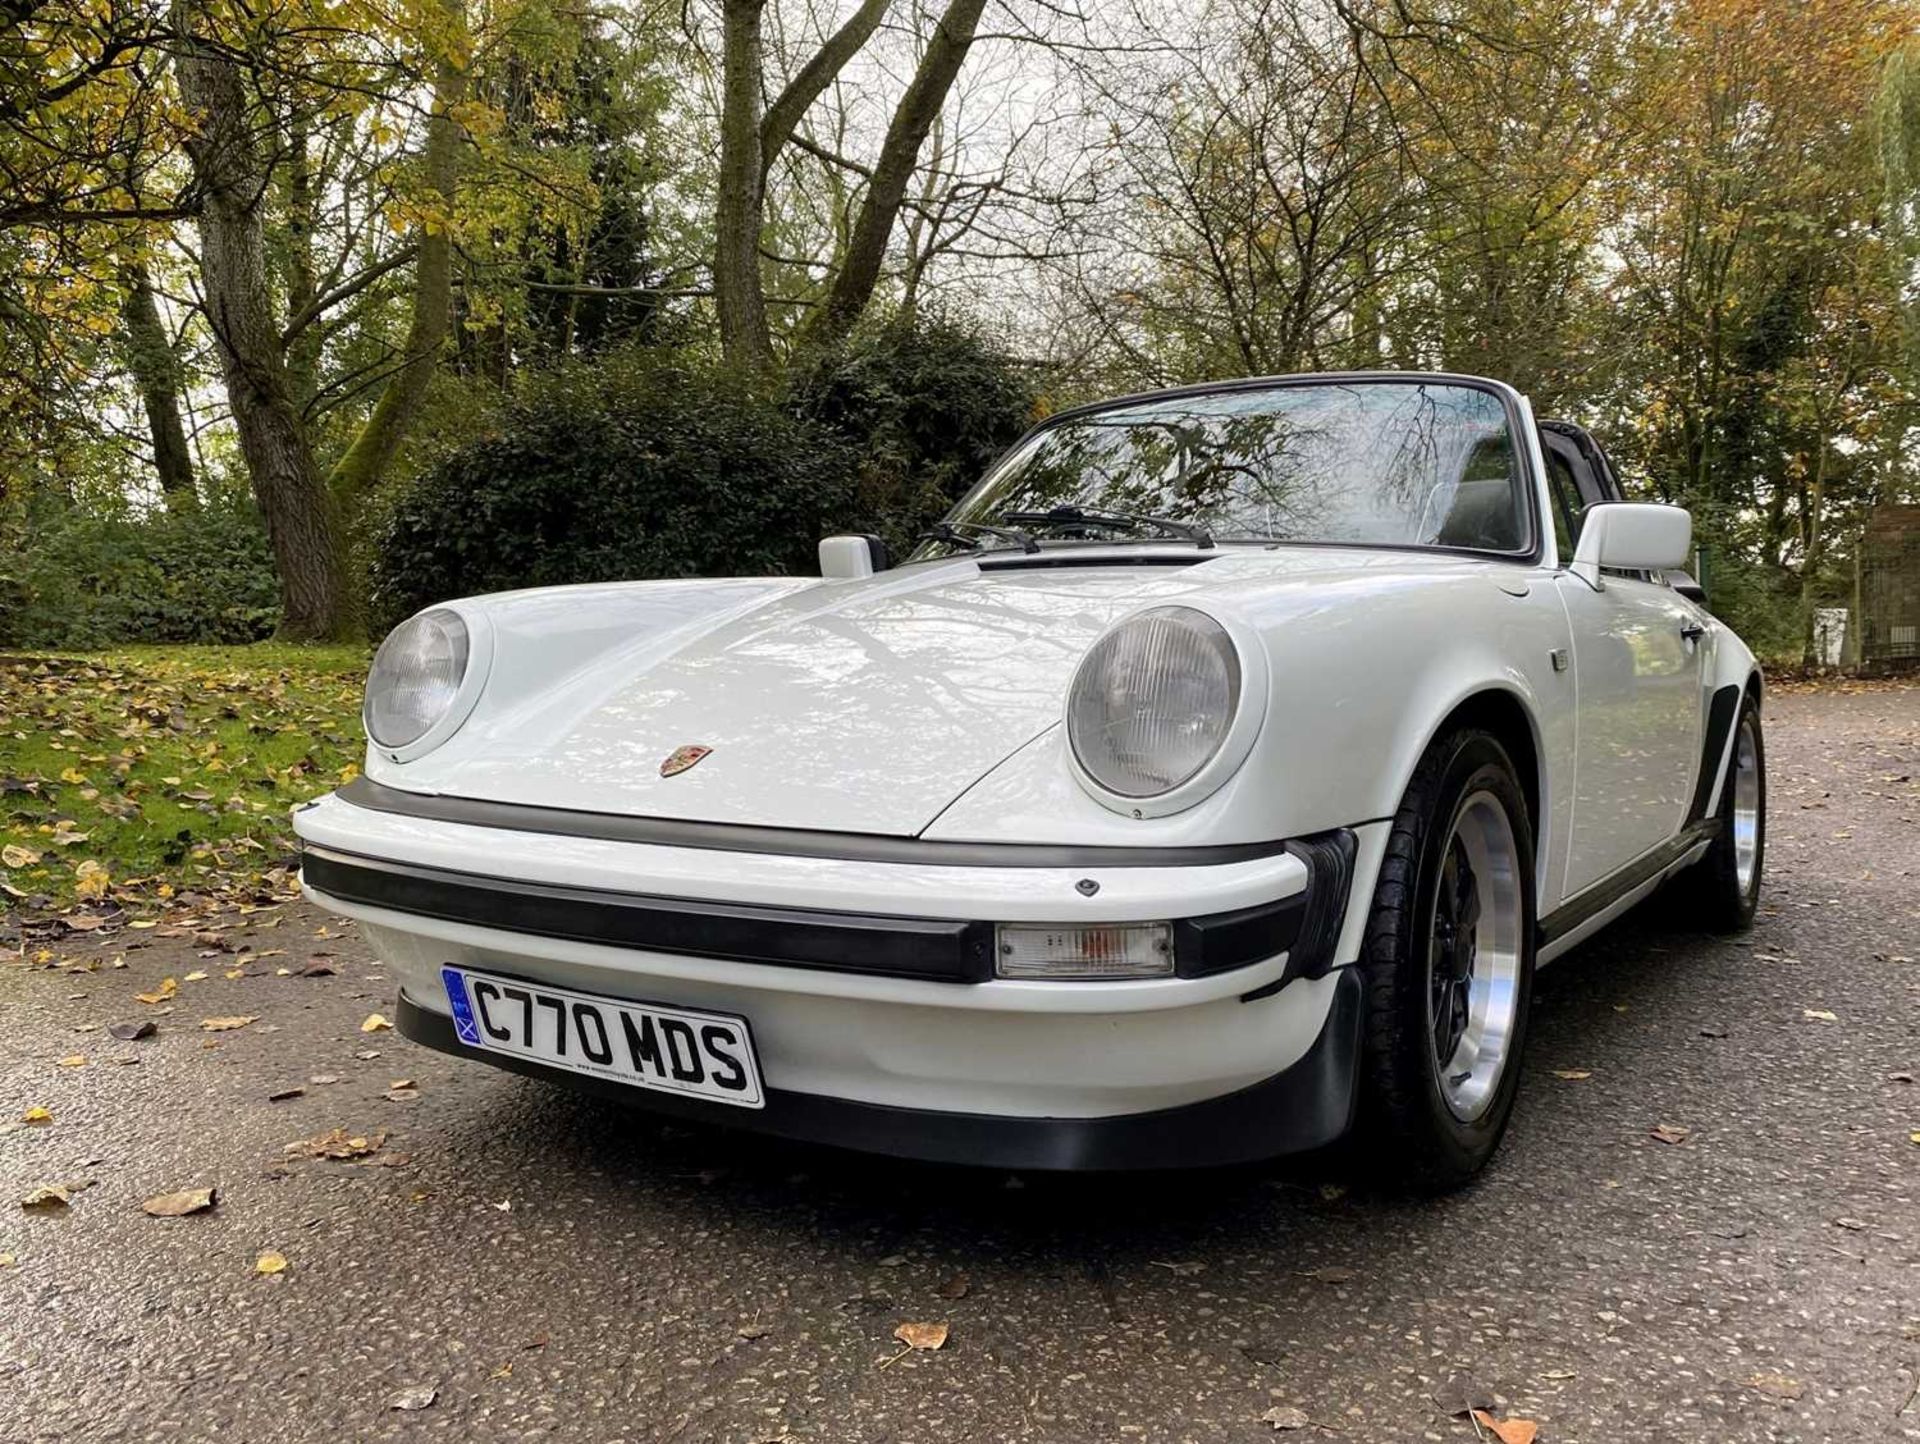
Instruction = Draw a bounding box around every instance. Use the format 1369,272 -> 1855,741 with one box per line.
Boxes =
1680,621 -> 1705,643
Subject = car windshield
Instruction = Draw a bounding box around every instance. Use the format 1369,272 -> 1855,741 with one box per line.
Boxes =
931,379 -> 1530,555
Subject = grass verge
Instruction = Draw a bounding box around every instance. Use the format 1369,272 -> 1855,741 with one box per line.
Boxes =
1,644 -> 367,916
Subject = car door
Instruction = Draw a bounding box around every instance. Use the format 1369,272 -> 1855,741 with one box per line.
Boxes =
1541,425 -> 1708,898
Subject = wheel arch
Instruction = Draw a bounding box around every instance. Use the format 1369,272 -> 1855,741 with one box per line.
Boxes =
1412,687 -> 1545,855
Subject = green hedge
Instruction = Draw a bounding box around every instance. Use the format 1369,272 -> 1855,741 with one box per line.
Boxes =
0,500 -> 280,647
370,321 -> 1038,628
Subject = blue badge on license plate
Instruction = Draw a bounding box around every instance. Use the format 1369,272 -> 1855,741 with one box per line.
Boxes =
442,966 -> 481,1045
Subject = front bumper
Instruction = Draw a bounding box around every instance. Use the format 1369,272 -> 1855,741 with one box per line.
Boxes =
294,787 -> 1367,1168
392,970 -> 1362,1170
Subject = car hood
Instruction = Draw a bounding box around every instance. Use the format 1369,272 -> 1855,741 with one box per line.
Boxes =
385,547 -> 1478,836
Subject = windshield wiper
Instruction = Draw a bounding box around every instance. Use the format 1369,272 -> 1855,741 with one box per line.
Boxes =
1000,505 -> 1215,550
919,520 -> 1041,554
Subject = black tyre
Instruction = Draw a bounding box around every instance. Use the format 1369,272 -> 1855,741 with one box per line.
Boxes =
1692,693 -> 1765,932
1357,730 -> 1536,1190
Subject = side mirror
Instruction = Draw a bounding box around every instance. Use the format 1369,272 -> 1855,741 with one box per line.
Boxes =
1571,503 -> 1691,589
818,534 -> 893,580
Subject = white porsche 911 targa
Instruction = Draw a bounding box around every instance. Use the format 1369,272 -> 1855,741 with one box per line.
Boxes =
295,372 -> 1765,1187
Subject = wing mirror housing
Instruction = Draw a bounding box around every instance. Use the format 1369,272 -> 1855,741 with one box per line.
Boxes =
1571,503 -> 1691,590
819,534 -> 893,580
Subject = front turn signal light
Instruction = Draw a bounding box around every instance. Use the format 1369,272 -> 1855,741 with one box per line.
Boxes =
994,922 -> 1174,980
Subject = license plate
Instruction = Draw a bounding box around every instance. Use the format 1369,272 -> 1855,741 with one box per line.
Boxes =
439,965 -> 764,1109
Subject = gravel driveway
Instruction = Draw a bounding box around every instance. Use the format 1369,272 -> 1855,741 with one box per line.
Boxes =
3,681 -> 1916,1443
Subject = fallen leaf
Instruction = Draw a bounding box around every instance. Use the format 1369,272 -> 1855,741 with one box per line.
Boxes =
1889,1072 -> 1914,1084
491,1198 -> 512,1212
284,1127 -> 386,1160
56,1054 -> 85,1068
2,843 -> 40,868
298,960 -> 337,977
135,977 -> 179,1005
1152,1259 -> 1206,1277
893,1321 -> 949,1351
1552,1069 -> 1592,1080
142,1187 -> 217,1217
1650,1123 -> 1690,1145
387,1385 -> 437,1412
183,970 -> 209,983
360,1013 -> 392,1033
20,1185 -> 70,1212
1803,1009 -> 1839,1022
200,1015 -> 257,1031
268,1086 -> 306,1103
1745,1372 -> 1804,1400
0,1253 -> 13,1267
21,1106 -> 52,1126
308,1074 -> 342,1085
107,1020 -> 156,1041
1259,1405 -> 1310,1430
935,1272 -> 971,1300
1472,1411 -> 1539,1444
73,860 -> 110,900
388,1079 -> 416,1091
254,1250 -> 288,1275
1432,1375 -> 1496,1417
737,1322 -> 773,1340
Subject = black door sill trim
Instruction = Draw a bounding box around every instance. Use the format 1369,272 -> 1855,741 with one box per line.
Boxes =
392,967 -> 1362,1170
1538,819 -> 1718,947
332,775 -> 1294,868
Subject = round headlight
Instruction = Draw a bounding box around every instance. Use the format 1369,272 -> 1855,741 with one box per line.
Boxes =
365,608 -> 471,751
1067,606 -> 1243,798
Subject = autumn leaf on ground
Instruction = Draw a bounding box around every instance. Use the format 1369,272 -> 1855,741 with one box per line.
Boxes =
1802,1009 -> 1839,1022
936,1272 -> 971,1300
183,970 -> 208,983
200,1015 -> 257,1032
1259,1405 -> 1309,1430
361,1013 -> 393,1033
1745,1373 -> 1805,1400
254,1250 -> 288,1275
142,1187 -> 217,1217
284,1127 -> 386,1160
892,1321 -> 949,1351
73,859 -> 110,900
1650,1123 -> 1690,1145
2,843 -> 40,868
1472,1411 -> 1539,1444
21,1105 -> 52,1125
56,1054 -> 85,1068
1552,1069 -> 1592,1080
388,1385 -> 437,1411
107,1020 -> 156,1041
20,1185 -> 71,1212
135,976 -> 179,1005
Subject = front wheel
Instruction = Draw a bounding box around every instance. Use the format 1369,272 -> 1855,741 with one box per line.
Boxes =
1692,693 -> 1765,932
1356,730 -> 1536,1190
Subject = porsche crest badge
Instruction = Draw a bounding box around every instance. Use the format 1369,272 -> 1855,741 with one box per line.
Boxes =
660,744 -> 713,778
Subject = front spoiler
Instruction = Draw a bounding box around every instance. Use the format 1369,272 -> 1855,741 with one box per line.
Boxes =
395,966 -> 1364,1171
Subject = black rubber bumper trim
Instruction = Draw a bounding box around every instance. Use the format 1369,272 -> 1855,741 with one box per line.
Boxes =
393,966 -> 1364,1170
1684,684 -> 1742,825
302,846 -> 1319,983
333,775 -> 1293,869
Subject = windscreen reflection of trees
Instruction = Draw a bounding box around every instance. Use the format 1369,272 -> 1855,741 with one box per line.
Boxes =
949,385 -> 1520,547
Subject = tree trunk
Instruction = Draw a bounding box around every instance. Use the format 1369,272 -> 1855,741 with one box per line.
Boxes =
1799,429 -> 1828,669
172,5 -> 354,641
714,0 -> 773,374
117,262 -> 197,507
808,0 -> 990,348
282,115 -> 322,411
327,0 -> 467,502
